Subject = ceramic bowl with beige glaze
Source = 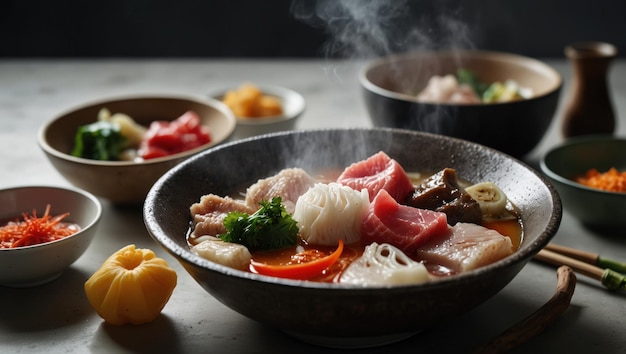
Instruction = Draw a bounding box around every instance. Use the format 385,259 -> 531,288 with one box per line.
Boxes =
360,50 -> 562,158
38,96 -> 236,204
0,186 -> 102,287
144,128 -> 561,348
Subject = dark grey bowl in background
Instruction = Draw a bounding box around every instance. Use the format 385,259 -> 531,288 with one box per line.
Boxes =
143,128 -> 561,348
360,50 -> 562,158
541,135 -> 626,229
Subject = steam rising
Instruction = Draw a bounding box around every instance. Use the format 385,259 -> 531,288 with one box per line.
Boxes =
290,0 -> 478,132
290,0 -> 476,59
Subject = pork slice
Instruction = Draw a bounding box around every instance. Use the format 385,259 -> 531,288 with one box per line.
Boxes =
337,151 -> 415,202
190,194 -> 256,238
416,222 -> 514,273
361,189 -> 449,254
245,168 -> 317,214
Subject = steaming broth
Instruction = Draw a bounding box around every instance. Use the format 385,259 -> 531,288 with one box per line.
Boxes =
248,214 -> 520,282
248,167 -> 522,281
188,164 -> 522,284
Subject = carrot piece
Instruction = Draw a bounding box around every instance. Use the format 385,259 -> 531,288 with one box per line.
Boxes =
250,240 -> 344,280
0,205 -> 78,248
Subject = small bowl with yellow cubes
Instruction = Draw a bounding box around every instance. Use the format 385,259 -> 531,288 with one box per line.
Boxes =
214,83 -> 306,140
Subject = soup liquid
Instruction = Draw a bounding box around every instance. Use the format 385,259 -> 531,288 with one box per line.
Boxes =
248,216 -> 522,282
191,169 -> 524,282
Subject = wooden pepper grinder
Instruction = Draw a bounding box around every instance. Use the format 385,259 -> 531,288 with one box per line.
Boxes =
562,42 -> 618,138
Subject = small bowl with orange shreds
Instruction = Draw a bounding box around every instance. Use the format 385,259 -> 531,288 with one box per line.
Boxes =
214,82 -> 306,140
0,185 -> 102,287
540,135 -> 626,230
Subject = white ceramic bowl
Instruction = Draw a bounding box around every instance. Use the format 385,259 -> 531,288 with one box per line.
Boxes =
213,85 -> 306,140
0,186 -> 102,287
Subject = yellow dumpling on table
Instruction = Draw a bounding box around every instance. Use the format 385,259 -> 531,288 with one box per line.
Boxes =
84,244 -> 177,325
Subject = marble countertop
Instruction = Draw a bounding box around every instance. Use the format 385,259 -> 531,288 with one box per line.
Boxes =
1,59 -> 625,353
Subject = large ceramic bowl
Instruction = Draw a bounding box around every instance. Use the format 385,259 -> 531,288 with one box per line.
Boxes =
0,186 -> 102,287
143,128 -> 561,348
360,50 -> 562,158
38,96 -> 236,204
540,135 -> 626,229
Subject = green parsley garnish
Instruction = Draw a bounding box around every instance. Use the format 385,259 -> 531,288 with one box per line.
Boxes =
219,197 -> 299,250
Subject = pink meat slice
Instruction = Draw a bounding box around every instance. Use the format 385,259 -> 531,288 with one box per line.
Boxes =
337,151 -> 415,202
190,194 -> 256,237
416,222 -> 514,273
245,168 -> 317,214
361,189 -> 449,253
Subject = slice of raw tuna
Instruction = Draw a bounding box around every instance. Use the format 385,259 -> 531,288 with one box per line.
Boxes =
337,151 -> 415,202
416,222 -> 514,274
361,189 -> 449,253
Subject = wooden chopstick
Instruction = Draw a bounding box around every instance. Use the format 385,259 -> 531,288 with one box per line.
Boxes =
534,247 -> 626,290
544,243 -> 626,273
535,249 -> 604,281
474,266 -> 576,354
477,244 -> 623,353
544,243 -> 598,265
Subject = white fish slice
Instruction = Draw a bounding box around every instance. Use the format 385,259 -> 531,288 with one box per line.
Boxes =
416,222 -> 513,273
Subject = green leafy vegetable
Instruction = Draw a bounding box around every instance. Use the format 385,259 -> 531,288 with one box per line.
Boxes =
71,121 -> 126,161
219,197 -> 299,250
456,68 -> 489,97
482,80 -> 526,103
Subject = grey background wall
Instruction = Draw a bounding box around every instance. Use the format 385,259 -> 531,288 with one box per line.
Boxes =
1,0 -> 623,59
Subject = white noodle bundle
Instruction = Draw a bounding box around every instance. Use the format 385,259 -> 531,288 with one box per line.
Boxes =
293,182 -> 369,246
340,243 -> 430,286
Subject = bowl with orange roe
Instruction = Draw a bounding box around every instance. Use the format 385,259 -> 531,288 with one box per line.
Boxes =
540,135 -> 626,228
0,186 -> 102,287
214,83 -> 306,140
